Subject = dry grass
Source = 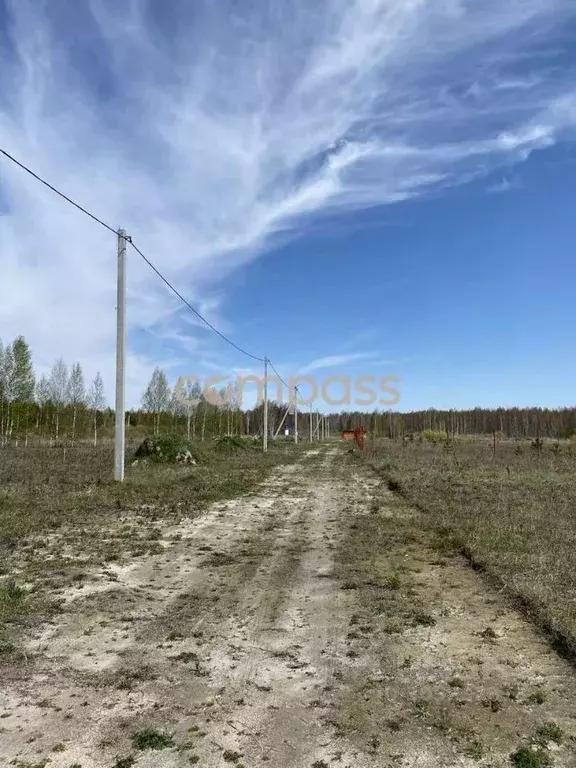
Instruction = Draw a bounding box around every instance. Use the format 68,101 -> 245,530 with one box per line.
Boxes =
0,438 -> 300,538
366,437 -> 576,657
0,437 -> 301,648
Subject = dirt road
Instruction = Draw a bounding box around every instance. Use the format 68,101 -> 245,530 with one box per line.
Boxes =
2,447 -> 576,767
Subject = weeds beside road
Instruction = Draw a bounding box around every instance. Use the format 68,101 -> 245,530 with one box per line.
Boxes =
0,438 -> 301,651
366,437 -> 576,660
1,442 -> 576,767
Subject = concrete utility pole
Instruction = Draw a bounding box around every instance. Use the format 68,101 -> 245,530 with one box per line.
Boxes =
294,386 -> 298,444
309,404 -> 313,441
115,229 -> 127,481
263,357 -> 268,452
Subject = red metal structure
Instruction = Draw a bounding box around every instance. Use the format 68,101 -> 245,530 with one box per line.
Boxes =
341,427 -> 368,450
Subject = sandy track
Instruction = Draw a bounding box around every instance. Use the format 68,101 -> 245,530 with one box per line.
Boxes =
1,446 -> 576,767
0,448 -> 365,767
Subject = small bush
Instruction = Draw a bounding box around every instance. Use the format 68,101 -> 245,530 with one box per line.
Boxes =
0,580 -> 27,621
465,741 -> 484,760
131,728 -> 174,750
134,435 -> 204,465
413,612 -> 436,627
420,430 -> 448,443
385,573 -> 402,590
213,435 -> 255,453
113,758 -> 135,768
527,690 -> 546,705
534,722 -> 563,746
510,746 -> 552,768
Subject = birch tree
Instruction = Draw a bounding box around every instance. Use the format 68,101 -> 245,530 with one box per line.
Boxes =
142,367 -> 171,435
48,359 -> 69,438
87,372 -> 106,446
68,362 -> 86,440
173,377 -> 202,440
0,342 -> 15,440
35,374 -> 51,432
36,375 -> 51,405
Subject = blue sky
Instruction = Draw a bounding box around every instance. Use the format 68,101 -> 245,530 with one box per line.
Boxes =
1,0 -> 576,411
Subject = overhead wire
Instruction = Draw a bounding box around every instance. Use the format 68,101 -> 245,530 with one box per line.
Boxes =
1,147 -> 316,412
1,147 -> 264,363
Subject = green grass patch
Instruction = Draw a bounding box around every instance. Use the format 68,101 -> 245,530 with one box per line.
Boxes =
131,728 -> 174,751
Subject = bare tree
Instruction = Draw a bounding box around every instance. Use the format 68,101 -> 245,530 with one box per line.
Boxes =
0,342 -> 15,441
87,372 -> 106,446
142,368 -> 171,435
67,363 -> 86,441
48,359 -> 69,439
35,374 -> 51,432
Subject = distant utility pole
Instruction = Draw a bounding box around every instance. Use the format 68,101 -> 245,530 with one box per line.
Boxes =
115,229 -> 127,481
294,386 -> 299,444
263,357 -> 269,452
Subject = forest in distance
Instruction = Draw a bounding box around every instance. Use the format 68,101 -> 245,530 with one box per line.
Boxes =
0,334 -> 575,443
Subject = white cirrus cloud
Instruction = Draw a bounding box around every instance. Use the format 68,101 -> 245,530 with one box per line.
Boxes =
1,0 -> 576,405
300,352 -> 380,374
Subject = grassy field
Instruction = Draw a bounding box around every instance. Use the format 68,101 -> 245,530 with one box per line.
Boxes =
365,436 -> 576,658
0,436 -> 301,650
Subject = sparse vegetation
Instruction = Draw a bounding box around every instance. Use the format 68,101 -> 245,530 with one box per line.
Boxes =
510,746 -> 553,768
465,740 -> 485,760
527,690 -> 547,705
113,758 -> 135,768
0,437 -> 300,645
367,437 -> 576,657
385,572 -> 402,590
2,440 -> 576,767
413,612 -> 436,627
533,722 -> 564,746
131,728 -> 175,750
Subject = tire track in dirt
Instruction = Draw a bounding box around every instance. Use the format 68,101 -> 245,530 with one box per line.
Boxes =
189,447 -> 372,768
3,446 -> 576,768
0,448 -> 370,768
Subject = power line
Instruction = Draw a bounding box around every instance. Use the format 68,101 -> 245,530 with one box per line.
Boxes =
129,239 -> 264,362
267,359 -> 290,389
0,146 -> 265,363
0,148 -> 118,236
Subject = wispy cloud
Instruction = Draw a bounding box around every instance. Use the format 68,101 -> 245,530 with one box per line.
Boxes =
487,176 -> 523,194
301,352 -> 379,374
1,0 -> 575,404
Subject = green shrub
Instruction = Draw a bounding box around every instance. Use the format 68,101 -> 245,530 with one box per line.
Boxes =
134,435 -> 205,465
510,746 -> 552,768
131,728 -> 174,750
213,435 -> 256,453
420,430 -> 448,443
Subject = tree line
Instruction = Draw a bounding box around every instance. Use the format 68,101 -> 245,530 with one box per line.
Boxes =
328,407 -> 576,440
1,336 -> 574,444
0,336 -> 107,444
0,338 -> 273,444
